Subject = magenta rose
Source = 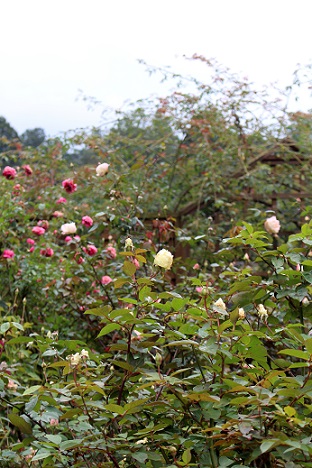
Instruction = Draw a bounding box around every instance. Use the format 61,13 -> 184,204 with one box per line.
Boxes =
2,166 -> 17,180
82,216 -> 93,228
83,245 -> 98,256
62,179 -> 77,193
32,226 -> 46,236
40,248 -> 54,257
3,249 -> 14,259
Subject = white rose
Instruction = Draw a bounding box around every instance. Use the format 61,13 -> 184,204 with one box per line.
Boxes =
68,352 -> 81,367
125,237 -> 134,250
96,162 -> 109,176
238,307 -> 245,320
264,216 -> 280,235
213,298 -> 227,312
257,304 -> 268,320
154,249 -> 173,270
80,349 -> 89,359
61,222 -> 77,235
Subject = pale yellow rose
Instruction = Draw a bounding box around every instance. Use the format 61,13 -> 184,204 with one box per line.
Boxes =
154,249 -> 173,270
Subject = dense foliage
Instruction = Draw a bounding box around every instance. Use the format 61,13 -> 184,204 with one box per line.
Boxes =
0,57 -> 312,467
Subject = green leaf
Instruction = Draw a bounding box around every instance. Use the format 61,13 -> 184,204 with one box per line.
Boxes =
123,260 -> 136,277
8,413 -> 32,435
97,323 -> 121,338
260,439 -> 280,453
182,448 -> 192,464
104,404 -> 124,415
279,349 -> 310,360
59,439 -> 83,451
84,305 -> 112,317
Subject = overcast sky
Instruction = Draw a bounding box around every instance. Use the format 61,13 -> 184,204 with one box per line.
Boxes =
1,0 -> 311,137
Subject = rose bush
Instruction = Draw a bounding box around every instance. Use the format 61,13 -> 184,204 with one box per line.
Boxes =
0,58 -> 311,467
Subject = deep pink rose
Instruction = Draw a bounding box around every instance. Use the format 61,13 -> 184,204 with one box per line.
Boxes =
37,220 -> 49,230
29,246 -> 35,253
65,236 -> 72,243
2,166 -> 17,180
83,245 -> 98,256
101,275 -> 112,285
40,248 -> 54,257
3,249 -> 14,259
22,165 -> 33,176
82,216 -> 93,228
32,226 -> 45,236
26,238 -> 35,245
56,197 -> 67,204
62,179 -> 77,193
106,246 -> 116,259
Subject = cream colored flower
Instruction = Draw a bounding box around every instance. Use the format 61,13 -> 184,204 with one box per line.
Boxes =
264,216 -> 280,235
257,304 -> 268,320
213,298 -> 227,311
125,237 -> 134,250
68,352 -> 81,367
154,249 -> 173,270
96,162 -> 109,176
238,308 -> 245,320
60,222 -> 77,235
80,349 -> 89,359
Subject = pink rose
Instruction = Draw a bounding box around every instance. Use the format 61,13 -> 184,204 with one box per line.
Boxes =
40,248 -> 54,257
193,263 -> 200,270
53,211 -> 64,218
29,246 -> 35,253
2,166 -> 17,180
22,165 -> 33,176
37,220 -> 49,230
56,197 -> 67,204
132,258 -> 140,269
264,216 -> 280,235
82,216 -> 93,228
26,238 -> 35,245
101,275 -> 112,285
106,245 -> 116,259
3,249 -> 14,259
62,179 -> 77,193
32,226 -> 45,236
76,256 -> 84,264
65,236 -> 73,243
83,245 -> 98,256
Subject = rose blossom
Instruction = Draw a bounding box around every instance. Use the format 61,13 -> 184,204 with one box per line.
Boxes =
40,248 -> 54,257
32,226 -> 46,236
37,220 -> 49,230
2,166 -> 17,180
101,275 -> 113,285
82,216 -> 93,228
60,222 -> 77,235
264,216 -> 280,235
96,162 -> 109,176
22,165 -> 33,176
53,211 -> 64,218
83,245 -> 98,256
26,238 -> 35,246
106,245 -> 116,259
62,179 -> 77,193
193,263 -> 200,270
154,249 -> 174,270
65,236 -> 72,243
56,197 -> 67,204
213,298 -> 227,312
3,249 -> 14,259
257,304 -> 268,320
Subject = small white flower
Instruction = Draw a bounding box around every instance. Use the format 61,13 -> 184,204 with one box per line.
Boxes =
96,162 -> 109,176
264,216 -> 280,235
61,222 -> 77,235
154,249 -> 173,270
238,308 -> 245,320
257,304 -> 268,320
213,298 -> 227,312
67,352 -> 81,367
80,349 -> 89,359
125,237 -> 134,250
135,437 -> 148,445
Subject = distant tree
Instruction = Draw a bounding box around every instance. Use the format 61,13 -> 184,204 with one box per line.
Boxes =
0,116 -> 19,153
20,128 -> 46,148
